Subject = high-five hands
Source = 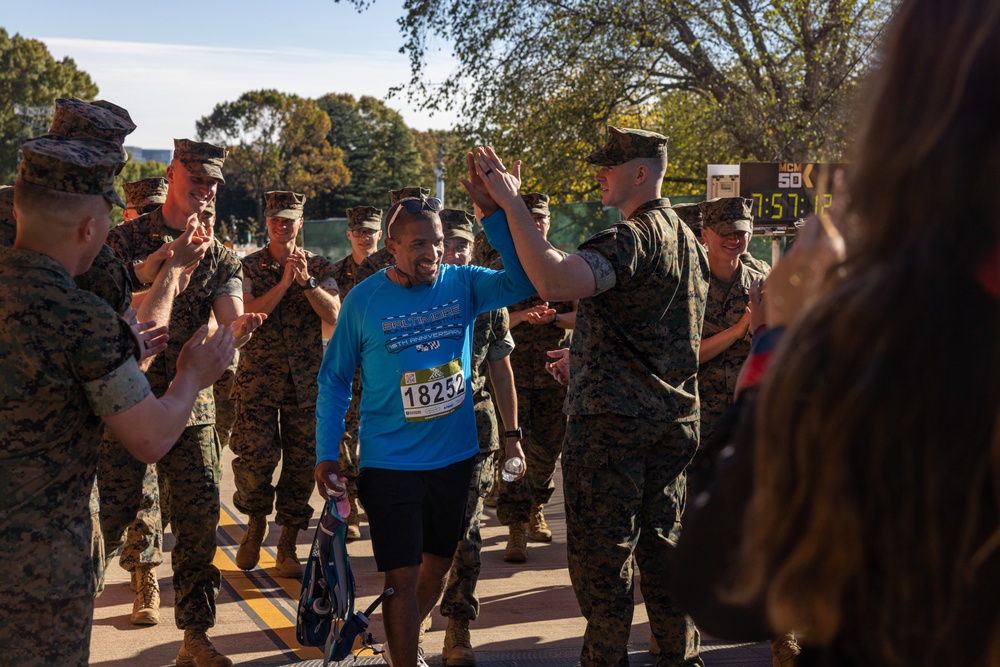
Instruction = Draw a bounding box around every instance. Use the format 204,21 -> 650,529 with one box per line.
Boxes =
460,146 -> 523,218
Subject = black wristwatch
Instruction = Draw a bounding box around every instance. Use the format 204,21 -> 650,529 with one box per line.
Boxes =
303,276 -> 318,290
505,428 -> 523,439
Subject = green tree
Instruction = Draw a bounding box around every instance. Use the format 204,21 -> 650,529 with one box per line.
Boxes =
337,0 -> 890,199
110,157 -> 167,225
0,28 -> 98,183
195,89 -> 350,222
312,93 -> 424,217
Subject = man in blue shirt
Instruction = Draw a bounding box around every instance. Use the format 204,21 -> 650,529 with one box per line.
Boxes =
314,193 -> 534,667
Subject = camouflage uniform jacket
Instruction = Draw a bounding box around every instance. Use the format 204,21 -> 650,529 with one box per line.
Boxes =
0,247 -> 149,599
698,261 -> 767,440
354,246 -> 395,284
472,229 -> 500,269
0,189 -> 16,246
492,254 -> 572,391
333,253 -> 360,302
741,250 -> 771,275
570,198 -> 709,423
470,307 -> 513,453
234,246 -> 337,408
107,208 -> 244,425
1,195 -> 132,315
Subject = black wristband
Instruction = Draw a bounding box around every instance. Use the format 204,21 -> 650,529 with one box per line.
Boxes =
505,428 -> 522,439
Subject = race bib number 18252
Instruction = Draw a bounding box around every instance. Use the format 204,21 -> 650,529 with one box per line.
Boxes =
399,358 -> 466,422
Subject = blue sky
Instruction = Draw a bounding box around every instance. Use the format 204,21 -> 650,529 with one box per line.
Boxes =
4,0 -> 460,148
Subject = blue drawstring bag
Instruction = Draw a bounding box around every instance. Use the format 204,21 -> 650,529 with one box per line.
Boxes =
297,498 -> 355,660
297,497 -> 394,664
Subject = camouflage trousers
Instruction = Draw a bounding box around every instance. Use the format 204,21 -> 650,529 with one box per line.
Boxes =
440,402 -> 500,620
231,402 -> 317,531
337,370 -> 363,494
497,386 -> 566,525
90,479 -> 105,596
97,442 -> 164,578
563,414 -> 703,667
101,425 -> 224,630
0,592 -> 91,666
213,367 -> 238,449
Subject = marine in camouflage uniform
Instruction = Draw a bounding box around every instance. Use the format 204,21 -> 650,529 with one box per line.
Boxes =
103,140 -> 246,652
332,205 -> 383,539
495,193 -> 574,556
102,176 -> 174,621
0,135 -> 145,667
475,135 -> 708,663
1,99 -> 140,601
231,191 -> 340,578
556,127 -> 709,666
436,209 -> 515,665
686,198 -> 767,497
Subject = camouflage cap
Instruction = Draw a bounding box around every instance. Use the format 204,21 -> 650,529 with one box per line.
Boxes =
173,139 -> 228,184
522,192 -> 550,216
699,197 -> 754,235
439,208 -> 476,242
671,202 -> 703,232
585,126 -> 668,166
123,177 -> 169,210
389,187 -> 430,207
347,205 -> 383,231
90,100 -> 134,125
264,190 -> 305,219
49,98 -> 136,147
18,134 -> 127,208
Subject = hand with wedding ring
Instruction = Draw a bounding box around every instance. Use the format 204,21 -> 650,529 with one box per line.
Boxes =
460,146 -> 522,219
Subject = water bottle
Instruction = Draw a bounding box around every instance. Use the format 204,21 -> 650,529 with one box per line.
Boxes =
326,475 -> 351,519
501,456 -> 524,482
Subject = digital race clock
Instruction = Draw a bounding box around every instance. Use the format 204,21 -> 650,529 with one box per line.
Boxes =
739,162 -> 846,234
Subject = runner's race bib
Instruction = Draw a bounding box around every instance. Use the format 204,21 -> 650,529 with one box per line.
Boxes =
400,358 -> 466,422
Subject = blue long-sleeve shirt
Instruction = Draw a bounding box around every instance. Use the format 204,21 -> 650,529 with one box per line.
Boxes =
316,208 -> 535,470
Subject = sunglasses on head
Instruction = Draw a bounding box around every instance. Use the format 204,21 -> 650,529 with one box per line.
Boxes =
387,197 -> 444,238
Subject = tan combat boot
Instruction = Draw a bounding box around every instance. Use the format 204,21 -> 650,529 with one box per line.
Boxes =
419,614 -> 432,646
236,515 -> 267,571
130,566 -> 160,625
528,503 -> 553,542
503,522 -> 528,563
175,629 -> 234,667
442,618 -> 476,666
275,526 -> 303,579
772,632 -> 801,667
346,493 -> 362,541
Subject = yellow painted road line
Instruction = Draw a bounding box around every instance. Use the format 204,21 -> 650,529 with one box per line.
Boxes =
215,505 -> 323,662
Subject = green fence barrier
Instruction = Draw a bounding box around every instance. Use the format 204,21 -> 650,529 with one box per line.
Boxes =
300,195 -> 776,266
